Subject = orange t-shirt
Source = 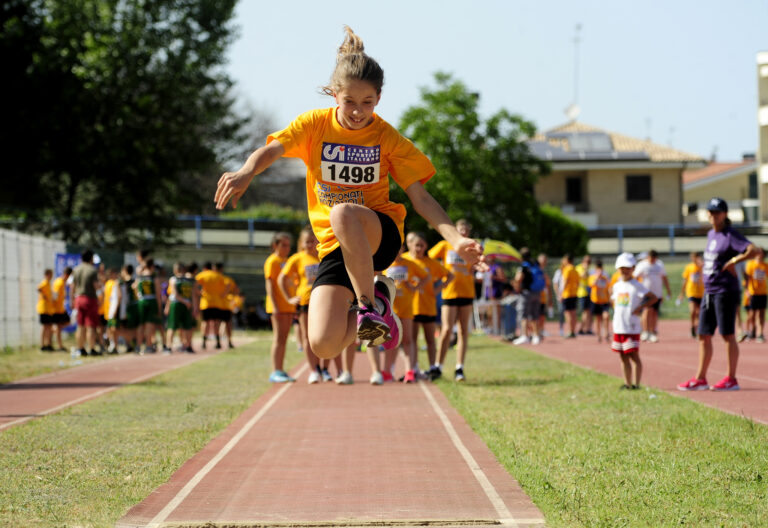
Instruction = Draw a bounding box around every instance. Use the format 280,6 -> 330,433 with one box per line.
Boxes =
268,108 -> 435,260
561,264 -> 580,299
282,251 -> 320,306
588,272 -> 610,304
385,256 -> 428,320
745,260 -> 768,296
682,262 -> 704,299
263,253 -> 295,314
405,254 -> 450,317
428,240 -> 475,299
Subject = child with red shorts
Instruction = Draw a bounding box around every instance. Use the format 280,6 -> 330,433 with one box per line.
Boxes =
610,253 -> 658,390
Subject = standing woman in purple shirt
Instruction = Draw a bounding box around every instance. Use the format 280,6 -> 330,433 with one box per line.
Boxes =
678,198 -> 757,391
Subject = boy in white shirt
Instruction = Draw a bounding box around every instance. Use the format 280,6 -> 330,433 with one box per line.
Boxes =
611,253 -> 658,390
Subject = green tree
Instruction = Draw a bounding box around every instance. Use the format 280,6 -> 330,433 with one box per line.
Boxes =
1,0 -> 244,248
395,72 -> 551,250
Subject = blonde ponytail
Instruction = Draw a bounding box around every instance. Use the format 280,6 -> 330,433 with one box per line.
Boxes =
322,26 -> 384,96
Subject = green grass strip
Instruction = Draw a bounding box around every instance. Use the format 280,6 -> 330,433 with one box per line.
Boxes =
435,336 -> 768,527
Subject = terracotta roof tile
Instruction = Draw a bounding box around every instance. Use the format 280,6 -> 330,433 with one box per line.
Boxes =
683,162 -> 754,184
532,121 -> 705,163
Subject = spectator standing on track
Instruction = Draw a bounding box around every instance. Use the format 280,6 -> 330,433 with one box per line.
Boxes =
37,269 -> 55,351
633,249 -> 671,343
216,262 -> 236,349
102,268 -> 119,353
743,248 -> 767,342
678,252 -> 704,339
611,252 -> 657,390
263,233 -> 297,383
513,248 -> 545,345
166,262 -> 198,353
560,254 -> 580,338
134,258 -> 165,354
384,243 -> 427,383
551,259 -> 564,337
51,266 -> 72,351
406,231 -> 451,380
70,249 -> 101,356
537,253 -> 552,341
588,259 -> 611,343
430,219 -> 479,382
279,227 -> 323,383
678,197 -> 758,392
576,255 -> 593,335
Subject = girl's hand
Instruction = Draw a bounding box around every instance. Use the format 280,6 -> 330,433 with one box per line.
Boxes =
215,170 -> 254,210
455,237 -> 487,271
289,296 -> 301,306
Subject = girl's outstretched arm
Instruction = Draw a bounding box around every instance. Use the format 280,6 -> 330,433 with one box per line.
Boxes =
405,181 -> 486,270
215,140 -> 286,209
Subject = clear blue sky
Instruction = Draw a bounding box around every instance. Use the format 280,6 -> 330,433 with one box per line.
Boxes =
226,0 -> 767,161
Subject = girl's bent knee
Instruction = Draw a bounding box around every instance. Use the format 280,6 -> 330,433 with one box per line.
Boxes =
309,338 -> 341,360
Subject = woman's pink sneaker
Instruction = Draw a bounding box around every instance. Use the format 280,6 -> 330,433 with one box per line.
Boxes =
677,378 -> 709,391
710,376 -> 739,391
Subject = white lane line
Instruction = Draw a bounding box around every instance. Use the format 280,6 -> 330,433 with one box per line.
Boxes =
419,382 -> 521,528
145,363 -> 309,528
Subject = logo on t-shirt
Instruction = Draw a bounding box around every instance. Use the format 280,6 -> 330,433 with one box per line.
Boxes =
321,142 -> 381,186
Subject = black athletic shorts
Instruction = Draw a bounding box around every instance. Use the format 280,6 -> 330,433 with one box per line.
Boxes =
413,314 -> 437,323
699,291 -> 739,337
591,303 -> 610,316
442,297 -> 474,307
202,308 -> 227,321
39,314 -> 54,324
750,294 -> 767,310
562,297 -> 578,311
313,211 -> 401,293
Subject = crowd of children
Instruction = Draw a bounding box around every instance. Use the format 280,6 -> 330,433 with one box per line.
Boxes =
36,250 -> 243,356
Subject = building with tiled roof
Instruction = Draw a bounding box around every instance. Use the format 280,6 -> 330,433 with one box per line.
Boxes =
682,157 -> 759,225
528,121 -> 706,227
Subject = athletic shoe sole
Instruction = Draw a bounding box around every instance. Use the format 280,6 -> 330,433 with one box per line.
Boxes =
677,384 -> 709,391
357,316 -> 391,346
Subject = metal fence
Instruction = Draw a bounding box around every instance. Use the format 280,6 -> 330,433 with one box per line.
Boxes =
0,229 -> 65,348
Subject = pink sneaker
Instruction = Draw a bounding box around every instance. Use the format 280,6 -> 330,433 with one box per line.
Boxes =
356,303 -> 390,346
381,370 -> 394,382
356,277 -> 402,350
677,378 -> 709,391
710,376 -> 739,391
368,276 -> 402,351
403,369 -> 416,383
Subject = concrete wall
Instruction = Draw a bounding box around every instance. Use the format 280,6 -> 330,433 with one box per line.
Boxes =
0,229 -> 66,348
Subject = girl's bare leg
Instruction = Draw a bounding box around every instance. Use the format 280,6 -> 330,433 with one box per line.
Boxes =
269,313 -> 293,371
328,204 -> 382,308
308,284 -> 356,360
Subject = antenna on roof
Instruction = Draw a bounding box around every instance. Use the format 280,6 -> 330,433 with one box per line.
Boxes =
564,23 -> 582,123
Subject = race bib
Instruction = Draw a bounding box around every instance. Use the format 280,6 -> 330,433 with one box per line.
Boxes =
321,142 -> 380,186
386,266 -> 408,281
305,264 -> 319,284
447,250 -> 466,266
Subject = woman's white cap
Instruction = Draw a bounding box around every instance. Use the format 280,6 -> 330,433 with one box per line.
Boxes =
615,252 -> 636,269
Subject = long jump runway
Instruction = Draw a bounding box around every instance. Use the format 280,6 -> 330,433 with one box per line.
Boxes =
117,359 -> 545,528
524,319 -> 768,425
